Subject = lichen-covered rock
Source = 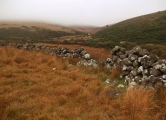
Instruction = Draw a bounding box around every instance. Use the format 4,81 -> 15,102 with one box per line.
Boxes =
130,69 -> 137,76
111,46 -> 121,55
128,54 -> 138,62
133,60 -> 139,67
162,75 -> 166,80
77,59 -> 97,68
84,53 -> 91,60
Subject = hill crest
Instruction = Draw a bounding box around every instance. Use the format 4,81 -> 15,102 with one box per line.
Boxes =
94,10 -> 166,45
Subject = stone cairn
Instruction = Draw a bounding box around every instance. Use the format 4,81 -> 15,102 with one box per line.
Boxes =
105,46 -> 166,88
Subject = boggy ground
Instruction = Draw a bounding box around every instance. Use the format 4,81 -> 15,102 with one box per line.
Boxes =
0,47 -> 166,120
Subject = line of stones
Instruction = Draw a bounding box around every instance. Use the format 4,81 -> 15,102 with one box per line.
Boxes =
1,42 -> 166,89
0,42 -> 97,67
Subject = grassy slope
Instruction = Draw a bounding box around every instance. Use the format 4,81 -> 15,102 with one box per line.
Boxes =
0,22 -> 75,33
0,22 -> 83,43
94,10 -> 166,44
68,25 -> 103,34
0,47 -> 166,120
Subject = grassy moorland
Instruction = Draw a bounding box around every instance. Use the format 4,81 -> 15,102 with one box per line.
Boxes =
0,47 -> 166,120
0,22 -> 85,43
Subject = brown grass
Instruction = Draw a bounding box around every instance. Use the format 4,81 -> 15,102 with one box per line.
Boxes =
110,66 -> 122,79
121,88 -> 155,120
0,47 -> 166,120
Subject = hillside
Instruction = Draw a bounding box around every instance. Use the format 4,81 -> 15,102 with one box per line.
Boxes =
0,22 -> 84,43
69,25 -> 104,34
93,10 -> 166,46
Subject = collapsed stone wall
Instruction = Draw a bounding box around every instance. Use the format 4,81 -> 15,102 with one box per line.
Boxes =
0,42 -> 166,89
105,46 -> 166,88
0,42 -> 97,67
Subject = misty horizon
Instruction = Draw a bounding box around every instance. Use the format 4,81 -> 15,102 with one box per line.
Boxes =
0,0 -> 166,27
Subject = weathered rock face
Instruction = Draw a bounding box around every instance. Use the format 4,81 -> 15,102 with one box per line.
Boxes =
105,45 -> 166,88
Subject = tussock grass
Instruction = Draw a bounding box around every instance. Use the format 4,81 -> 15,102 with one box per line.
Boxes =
121,88 -> 155,120
0,47 -> 166,120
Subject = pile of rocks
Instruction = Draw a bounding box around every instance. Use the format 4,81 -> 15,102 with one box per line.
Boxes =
105,46 -> 166,88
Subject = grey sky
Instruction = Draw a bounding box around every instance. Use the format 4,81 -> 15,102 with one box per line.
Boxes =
0,0 -> 166,26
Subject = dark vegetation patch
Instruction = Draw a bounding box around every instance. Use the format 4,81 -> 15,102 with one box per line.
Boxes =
0,26 -> 84,43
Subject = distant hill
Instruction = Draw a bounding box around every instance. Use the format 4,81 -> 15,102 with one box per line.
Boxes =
0,22 -> 83,43
93,10 -> 166,45
69,25 -> 104,34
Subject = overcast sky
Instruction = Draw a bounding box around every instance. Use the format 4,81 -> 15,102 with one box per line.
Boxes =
0,0 -> 166,26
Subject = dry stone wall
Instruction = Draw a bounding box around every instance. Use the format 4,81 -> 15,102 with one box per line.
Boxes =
0,42 -> 166,89
105,46 -> 166,88
0,42 -> 97,67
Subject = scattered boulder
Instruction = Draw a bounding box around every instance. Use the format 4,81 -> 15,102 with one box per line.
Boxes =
118,84 -> 125,88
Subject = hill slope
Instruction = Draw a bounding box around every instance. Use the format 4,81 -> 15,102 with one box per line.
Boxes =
94,10 -> 166,45
69,25 -> 104,34
0,22 -> 83,43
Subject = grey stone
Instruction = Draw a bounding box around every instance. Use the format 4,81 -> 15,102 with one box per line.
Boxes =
160,65 -> 166,74
133,46 -> 142,54
122,65 -> 127,71
111,46 -> 121,55
130,69 -> 137,76
137,66 -> 144,74
122,58 -> 132,66
126,66 -> 134,71
128,54 -> 138,62
162,75 -> 166,80
118,84 -> 125,88
120,47 -> 126,53
84,54 -> 91,60
143,69 -> 150,76
119,54 -> 126,59
139,49 -> 149,56
150,68 -> 162,77
133,60 -> 139,67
